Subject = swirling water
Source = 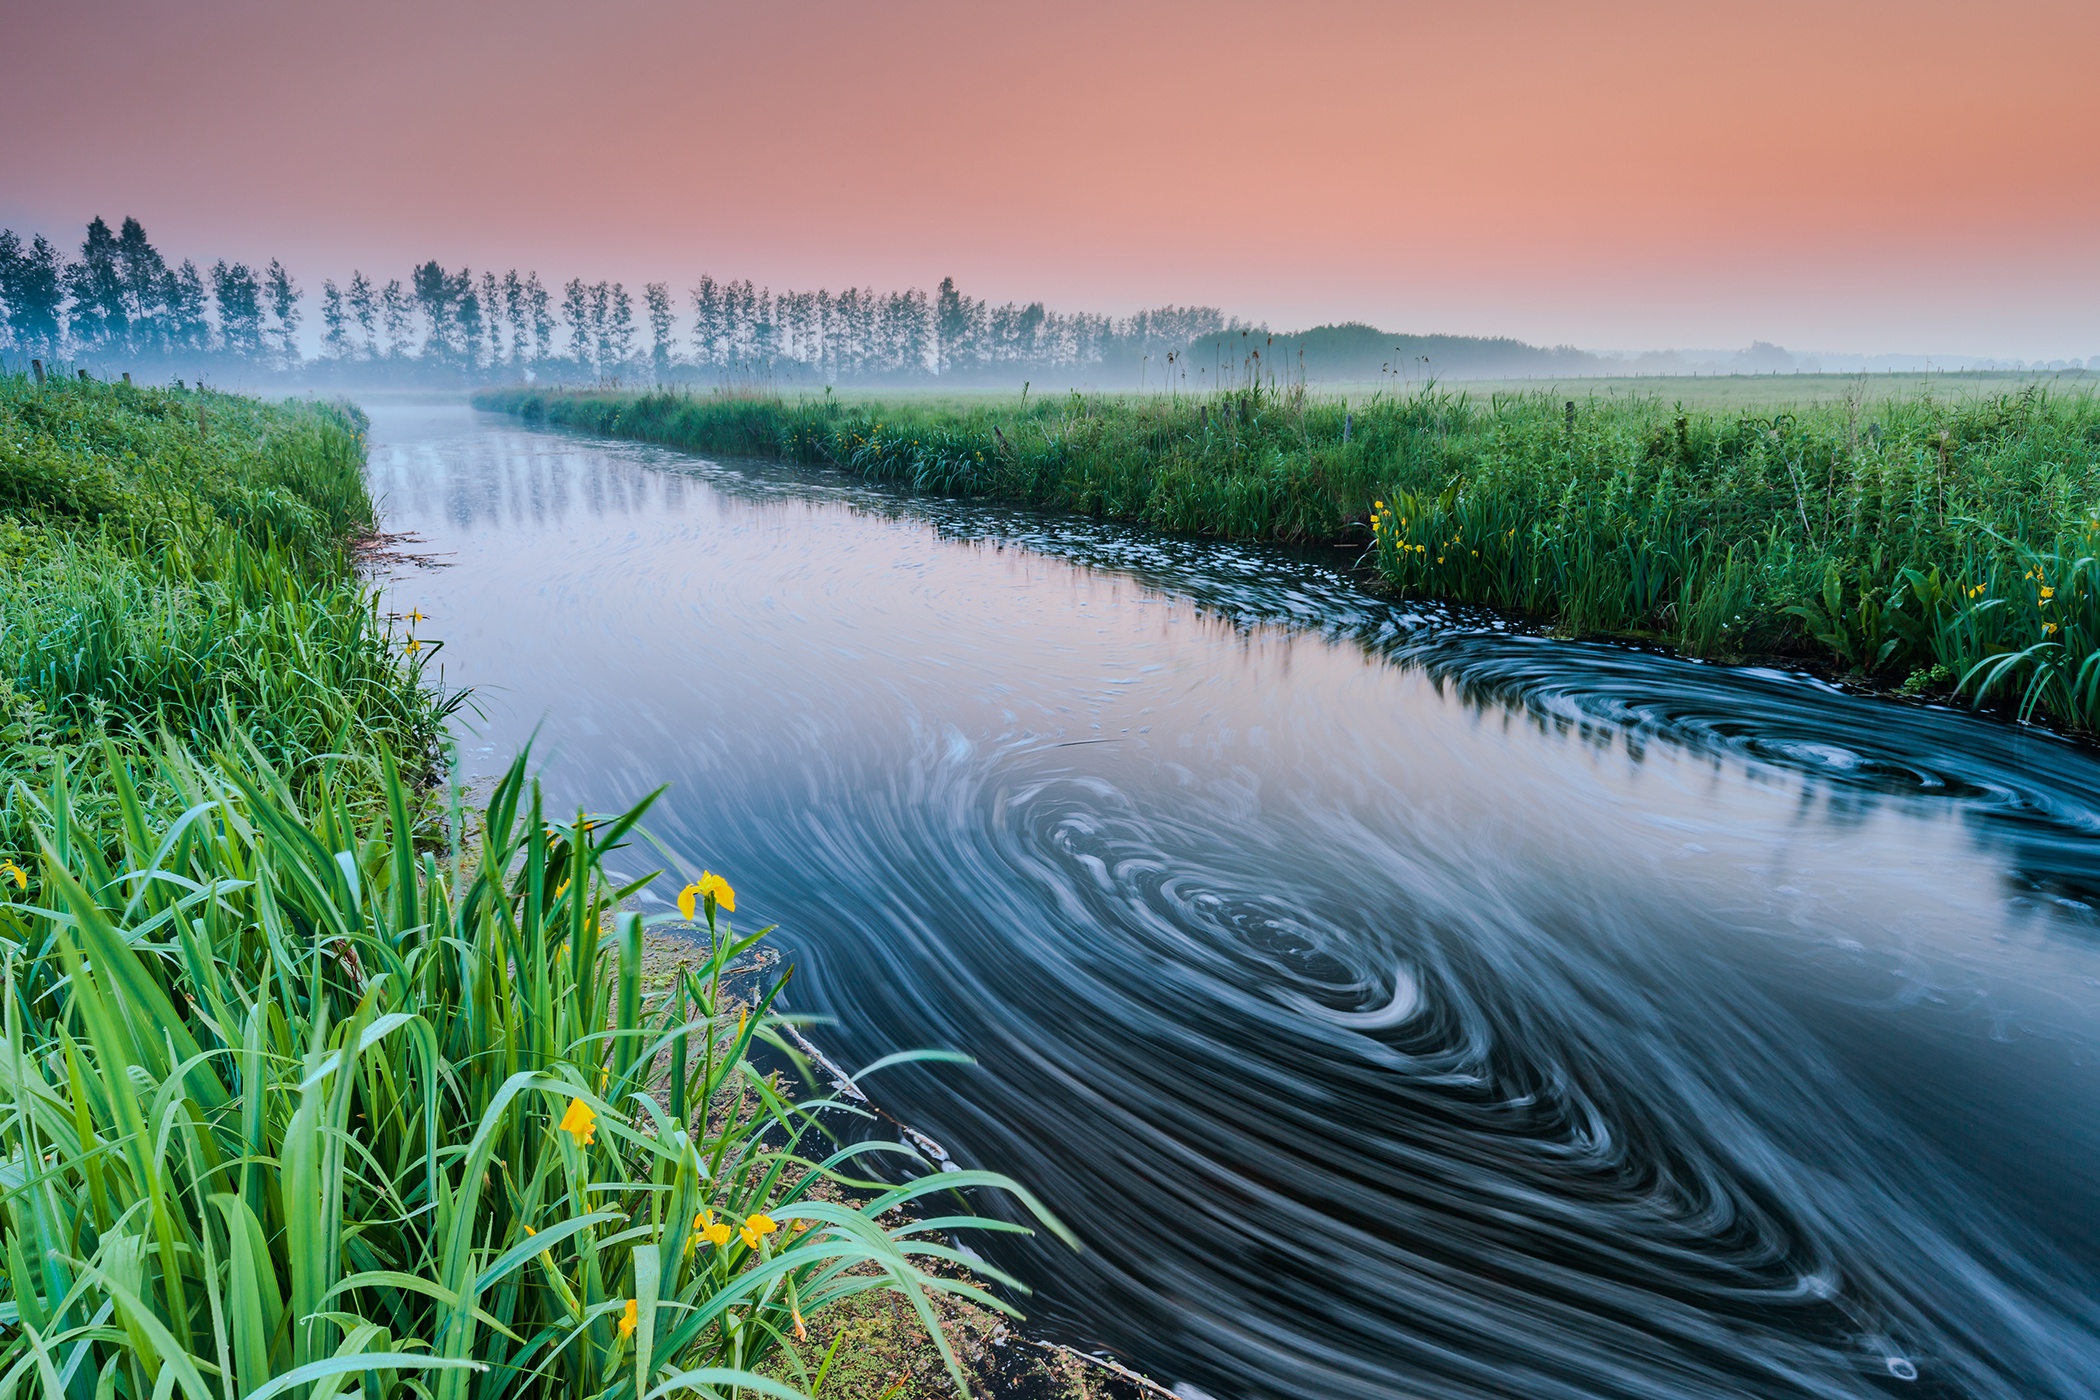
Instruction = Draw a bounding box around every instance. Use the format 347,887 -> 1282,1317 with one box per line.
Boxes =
367,401 -> 2100,1399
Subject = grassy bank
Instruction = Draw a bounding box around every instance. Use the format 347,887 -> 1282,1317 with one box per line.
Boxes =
0,741 -> 1056,1397
0,373 -> 454,849
0,375 -> 1055,1396
477,382 -> 2100,731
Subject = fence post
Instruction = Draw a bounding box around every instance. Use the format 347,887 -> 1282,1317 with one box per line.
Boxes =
30,359 -> 43,384
79,369 -> 90,383
1565,400 -> 1576,436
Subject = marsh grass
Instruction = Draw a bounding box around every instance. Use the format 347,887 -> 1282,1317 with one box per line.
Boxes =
480,381 -> 2100,732
0,741 -> 1057,1398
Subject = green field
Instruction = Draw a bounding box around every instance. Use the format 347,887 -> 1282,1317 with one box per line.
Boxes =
479,376 -> 2100,732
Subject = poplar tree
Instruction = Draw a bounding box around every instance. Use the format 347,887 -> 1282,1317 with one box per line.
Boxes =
411,261 -> 455,363
645,281 -> 674,381
481,270 -> 507,370
502,270 -> 528,368
0,232 -> 66,357
689,276 -> 723,369
167,261 -> 210,355
320,280 -> 349,359
380,279 -> 413,358
67,217 -> 127,356
458,272 -> 485,374
347,271 -> 377,358
264,259 -> 302,369
210,260 -> 265,362
114,217 -> 170,358
607,283 -> 637,375
561,279 -> 590,372
524,273 -> 554,368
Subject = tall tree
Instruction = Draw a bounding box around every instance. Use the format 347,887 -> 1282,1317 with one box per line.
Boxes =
380,278 -> 413,358
561,279 -> 591,372
411,261 -> 456,364
645,281 -> 674,381
320,280 -> 349,359
458,273 -> 485,375
502,270 -> 528,368
934,276 -> 983,376
264,259 -> 301,369
606,284 -> 636,373
67,216 -> 128,357
524,273 -> 554,367
689,276 -> 724,369
166,260 -> 210,355
481,270 -> 507,370
114,217 -> 170,357
0,232 -> 65,357
347,271 -> 377,358
211,261 -> 265,361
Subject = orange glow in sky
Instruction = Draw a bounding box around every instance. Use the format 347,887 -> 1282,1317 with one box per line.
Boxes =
4,0 -> 2097,356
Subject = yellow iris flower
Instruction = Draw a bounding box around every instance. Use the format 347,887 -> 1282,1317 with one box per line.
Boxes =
619,1299 -> 637,1339
740,1212 -> 779,1249
0,861 -> 24,890
678,871 -> 734,920
558,1097 -> 596,1146
699,872 -> 734,911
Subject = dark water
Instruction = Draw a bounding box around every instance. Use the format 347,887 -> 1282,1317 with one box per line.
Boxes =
366,401 -> 2100,1400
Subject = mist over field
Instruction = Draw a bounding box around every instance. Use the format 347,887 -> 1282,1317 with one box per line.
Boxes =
4,216 -> 2089,392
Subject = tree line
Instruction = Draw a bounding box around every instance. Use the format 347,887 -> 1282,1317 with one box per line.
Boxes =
0,215 -> 1239,386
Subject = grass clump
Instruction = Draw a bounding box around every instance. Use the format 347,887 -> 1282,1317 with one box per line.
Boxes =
0,741 -> 1055,1397
478,381 -> 2100,732
0,372 -> 451,855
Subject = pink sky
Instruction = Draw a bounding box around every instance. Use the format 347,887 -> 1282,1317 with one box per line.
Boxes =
5,0 -> 2097,357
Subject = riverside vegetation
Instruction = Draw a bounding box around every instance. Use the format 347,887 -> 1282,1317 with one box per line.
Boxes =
478,381 -> 2100,733
0,374 -> 1062,1399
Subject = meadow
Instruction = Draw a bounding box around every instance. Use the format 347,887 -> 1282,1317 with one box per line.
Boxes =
478,379 -> 2100,732
0,375 -> 1047,1398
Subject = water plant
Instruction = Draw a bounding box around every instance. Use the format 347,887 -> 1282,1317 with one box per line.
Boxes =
477,381 -> 2100,732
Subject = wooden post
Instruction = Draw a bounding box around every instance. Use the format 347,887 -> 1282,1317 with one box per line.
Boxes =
1565,400 -> 1576,436
30,359 -> 43,384
78,369 -> 90,383
122,371 -> 132,385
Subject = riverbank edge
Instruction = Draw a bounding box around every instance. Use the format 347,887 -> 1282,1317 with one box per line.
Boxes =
471,383 -> 2100,743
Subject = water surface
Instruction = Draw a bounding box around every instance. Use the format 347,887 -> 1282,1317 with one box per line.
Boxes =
367,401 -> 2100,1400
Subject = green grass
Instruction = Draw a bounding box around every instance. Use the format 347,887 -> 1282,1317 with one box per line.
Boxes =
0,374 -> 454,855
477,380 -> 2100,732
0,742 -> 1059,1398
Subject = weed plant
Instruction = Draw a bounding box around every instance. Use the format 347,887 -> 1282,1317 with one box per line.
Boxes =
0,741 -> 1052,1397
480,382 -> 2100,731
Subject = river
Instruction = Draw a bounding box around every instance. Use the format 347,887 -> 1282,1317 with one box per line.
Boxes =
366,399 -> 2100,1400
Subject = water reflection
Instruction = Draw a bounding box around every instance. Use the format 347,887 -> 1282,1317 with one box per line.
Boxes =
367,401 -> 2100,1400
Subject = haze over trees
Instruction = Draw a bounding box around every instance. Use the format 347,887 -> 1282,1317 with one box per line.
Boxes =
6,216 -> 2082,388
0,215 -> 1249,388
